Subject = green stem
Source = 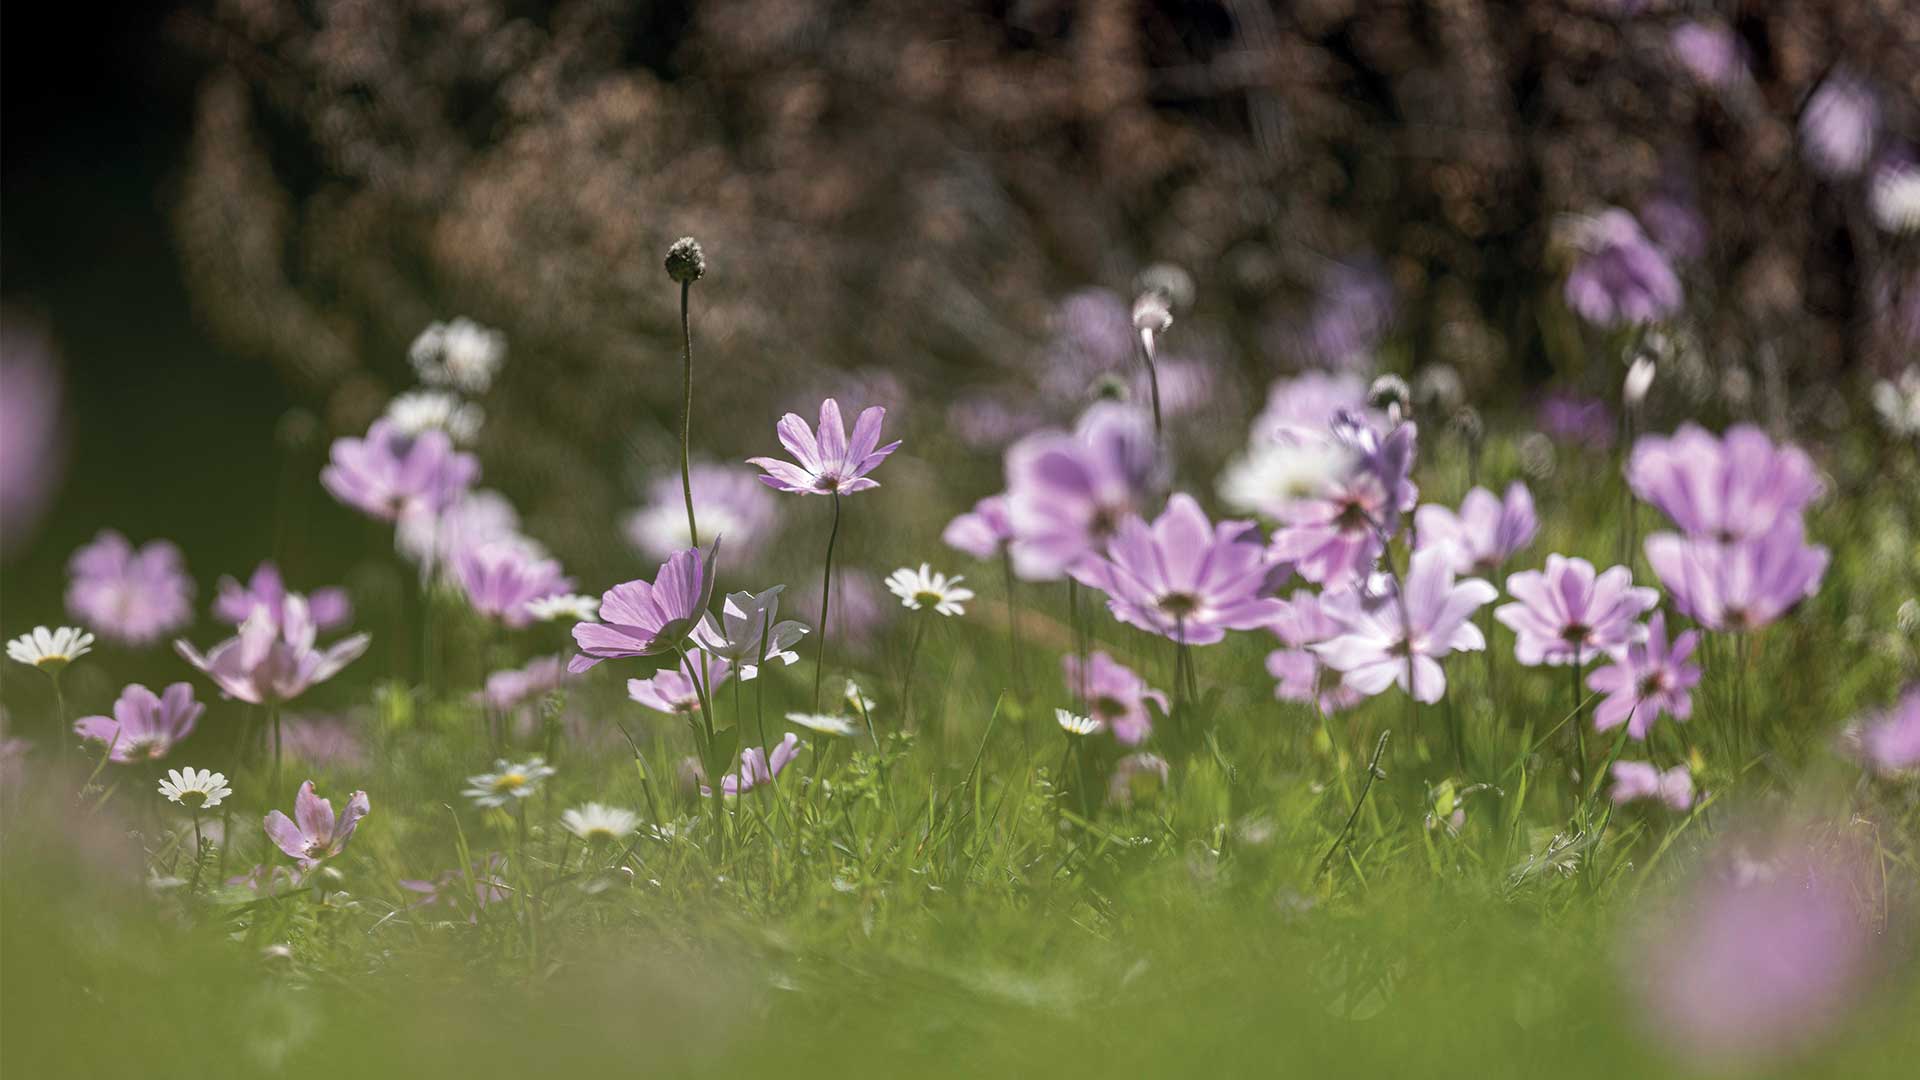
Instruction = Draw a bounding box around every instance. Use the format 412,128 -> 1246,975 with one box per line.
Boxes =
678,279 -> 700,549
1000,548 -> 1024,696
901,615 -> 929,731
812,493 -> 842,711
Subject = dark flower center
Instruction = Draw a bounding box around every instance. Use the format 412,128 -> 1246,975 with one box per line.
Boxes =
1157,592 -> 1199,618
814,475 -> 843,493
1093,696 -> 1125,719
1560,622 -> 1591,644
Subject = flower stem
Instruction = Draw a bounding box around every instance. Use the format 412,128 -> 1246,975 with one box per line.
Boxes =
678,279 -> 701,549
50,671 -> 68,764
270,701 -> 283,796
1135,328 -> 1164,440
1000,548 -> 1024,696
901,614 -> 929,731
812,493 -> 842,711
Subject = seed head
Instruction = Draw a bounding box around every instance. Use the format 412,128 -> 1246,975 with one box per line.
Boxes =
664,237 -> 706,284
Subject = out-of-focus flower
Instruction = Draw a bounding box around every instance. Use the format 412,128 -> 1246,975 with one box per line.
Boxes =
1563,209 -> 1683,328
264,780 -> 369,867
386,390 -> 483,446
791,568 -> 890,654
1496,555 -> 1658,667
1869,152 -> 1920,234
1624,356 -> 1657,408
1639,186 -> 1708,264
158,767 -> 231,810
1645,522 -> 1829,633
276,713 -> 369,769
1250,371 -> 1372,446
322,419 -> 479,523
463,757 -> 554,808
214,562 -> 351,633
1268,414 -> 1417,589
1415,483 -> 1538,578
1844,686 -> 1920,777
694,586 -> 808,678
626,654 -> 730,717
702,733 -> 801,797
1108,752 -> 1170,807
409,317 -> 505,394
885,564 -> 974,617
561,803 -> 638,844
1669,22 -> 1741,90
401,854 -> 509,915
1287,258 -> 1396,370
454,542 -> 571,628
1800,72 -> 1878,179
1062,650 -> 1167,745
1872,367 -> 1920,438
1628,423 -> 1822,543
0,314 -> 65,553
65,531 -> 195,647
1005,403 -> 1161,581
786,711 -> 858,737
945,393 -> 1047,452
176,597 -> 369,705
1536,390 -> 1616,451
6,625 -> 94,672
568,544 -> 717,673
625,463 -> 779,565
1217,439 -> 1356,520
748,398 -> 900,496
74,682 -> 204,763
524,593 -> 599,623
479,655 -> 577,714
1586,613 -> 1701,740
397,489 -> 533,571
941,495 -> 1013,560
1608,762 -> 1694,810
1313,547 -> 1497,703
1055,709 -> 1102,736
1265,590 -> 1365,714
1076,494 -> 1283,645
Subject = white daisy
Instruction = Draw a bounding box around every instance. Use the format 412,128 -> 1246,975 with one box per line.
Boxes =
786,712 -> 859,737
158,767 -> 233,809
1870,161 -> 1920,235
409,317 -> 506,394
1217,439 -> 1355,519
885,564 -> 974,617
385,390 -> 485,444
1056,708 -> 1104,737
463,756 -> 556,808
525,593 -> 600,623
6,626 -> 95,672
844,679 -> 877,716
1873,367 -> 1920,438
560,803 -> 639,844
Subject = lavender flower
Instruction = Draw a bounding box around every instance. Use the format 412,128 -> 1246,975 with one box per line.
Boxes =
695,586 -> 808,679
626,463 -> 779,565
1628,423 -> 1822,543
1586,613 -> 1702,740
1312,547 -> 1498,703
1535,391 -> 1616,451
1844,686 -> 1920,776
1061,650 -> 1168,745
702,732 -> 801,797
1669,22 -> 1741,90
454,542 -> 572,628
1074,494 -> 1283,645
1609,762 -> 1694,810
0,315 -> 64,554
1004,403 -> 1161,581
263,780 -> 370,868
1801,72 -> 1878,179
627,654 -> 731,717
277,713 -> 369,769
175,596 -> 371,705
1644,522 -> 1829,633
1496,555 -> 1659,667
397,488 -> 530,571
477,655 -> 577,714
321,418 -> 478,522
74,682 -> 204,763
1563,209 -> 1683,328
1268,414 -> 1417,589
1414,482 -> 1538,577
568,544 -> 718,673
214,562 -> 351,632
748,398 -> 900,496
1249,371 -> 1371,446
1264,590 -> 1364,714
941,495 -> 1013,560
65,531 -> 195,646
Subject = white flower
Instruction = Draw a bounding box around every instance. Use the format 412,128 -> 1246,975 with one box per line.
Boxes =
526,594 -> 600,623
158,767 -> 232,809
1870,160 -> 1920,235
385,390 -> 485,444
397,489 -> 540,570
885,564 -> 974,617
1873,367 -> 1920,439
409,317 -> 505,394
786,712 -> 858,737
1624,356 -> 1657,408
1217,439 -> 1355,518
1055,708 -> 1103,736
694,586 -> 809,678
560,803 -> 639,844
463,757 -> 556,808
844,679 -> 877,716
6,626 -> 94,672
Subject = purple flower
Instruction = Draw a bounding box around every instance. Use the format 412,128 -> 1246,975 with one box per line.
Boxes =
1414,482 -> 1538,577
941,494 -> 1013,561
1268,415 -> 1417,589
1108,752 -> 1170,807
1496,555 -> 1658,667
455,542 -> 572,628
277,713 -> 369,769
263,780 -> 370,868
65,531 -> 195,646
477,655 -> 577,713
1670,22 -> 1741,89
1264,590 -> 1364,714
1639,190 -> 1708,264
175,595 -> 371,705
1061,650 -> 1167,745
215,561 -> 351,632
1075,494 -> 1284,645
397,488 -> 528,571
568,544 -> 717,673
0,313 -> 65,554
321,418 -> 478,522
1535,391 -> 1616,451
1628,423 -> 1822,543
1250,371 -> 1371,446
1311,546 -> 1498,704
1845,686 -> 1920,776
945,393 -> 1047,451
628,653 -> 731,717
626,463 -> 779,565
789,567 -> 890,653
1801,72 -> 1878,179
1609,761 -> 1695,810
73,682 -> 204,763
1586,612 -> 1702,739
702,732 -> 801,797
401,853 -> 509,917
748,398 -> 900,496
1644,522 -> 1828,633
1004,403 -> 1161,581
1563,209 -> 1683,328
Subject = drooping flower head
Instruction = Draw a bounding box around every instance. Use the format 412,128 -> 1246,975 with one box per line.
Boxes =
1264,590 -> 1365,714
1800,71 -> 1878,179
1061,650 -> 1168,745
1076,494 -> 1284,646
1312,546 -> 1498,704
1628,423 -> 1822,543
454,541 -> 572,628
941,495 -> 1013,560
74,682 -> 204,763
264,780 -> 370,868
321,418 -> 479,523
568,543 -> 719,673
175,596 -> 370,705
694,586 -> 808,678
1562,209 -> 1683,328
214,562 -> 351,632
1585,612 -> 1702,740
627,653 -> 731,717
65,531 -> 195,646
1644,522 -> 1829,633
1268,412 -> 1417,589
1415,482 -> 1538,577
885,564 -> 974,617
1004,403 -> 1162,581
702,733 -> 801,797
1496,555 -> 1660,667
627,463 -> 780,565
1609,761 -> 1695,810
748,398 -> 900,496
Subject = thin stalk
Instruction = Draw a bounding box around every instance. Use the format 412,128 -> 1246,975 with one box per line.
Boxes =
1136,328 -> 1165,439
270,701 -> 283,797
1320,729 -> 1392,875
678,279 -> 701,548
1570,652 -> 1587,794
901,614 -> 929,731
812,493 -> 842,711
1000,548 -> 1025,695
50,672 -> 68,765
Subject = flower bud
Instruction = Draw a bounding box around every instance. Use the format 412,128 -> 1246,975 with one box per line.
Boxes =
664,237 -> 706,284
